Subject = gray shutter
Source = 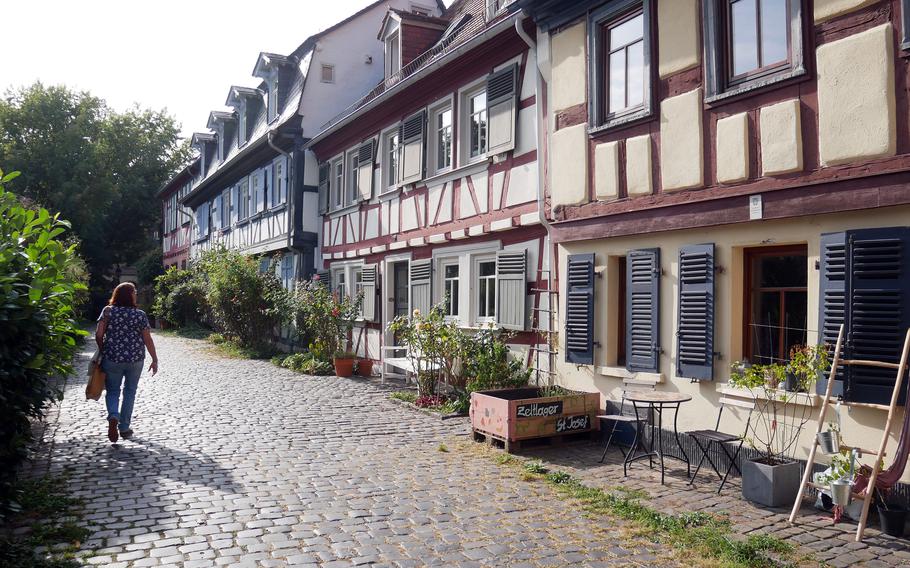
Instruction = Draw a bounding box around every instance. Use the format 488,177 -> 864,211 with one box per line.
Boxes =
565,254 -> 595,365
357,139 -> 376,201
626,248 -> 660,373
816,231 -> 847,397
487,63 -> 518,155
399,111 -> 425,184
496,250 -> 527,331
362,264 -> 377,322
318,163 -> 329,214
316,269 -> 330,289
844,227 -> 910,405
409,259 -> 431,316
676,244 -> 714,381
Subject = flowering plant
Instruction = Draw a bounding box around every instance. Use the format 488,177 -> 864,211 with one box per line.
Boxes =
294,276 -> 362,360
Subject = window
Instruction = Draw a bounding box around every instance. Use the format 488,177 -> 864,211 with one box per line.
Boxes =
589,1 -> 652,129
221,188 -> 232,228
704,0 -> 804,100
211,196 -> 221,232
336,270 -> 346,298
487,0 -> 514,19
321,64 -> 334,83
382,127 -> 400,192
443,263 -> 459,317
429,104 -> 453,174
252,171 -> 264,214
346,149 -> 359,205
464,87 -> 488,160
271,158 -> 286,207
238,177 -> 250,219
238,102 -> 248,146
353,268 -> 364,314
267,79 -> 277,123
332,157 -> 344,209
386,31 -> 401,78
281,254 -> 295,290
196,202 -> 210,239
743,245 -> 807,365
476,258 -> 496,322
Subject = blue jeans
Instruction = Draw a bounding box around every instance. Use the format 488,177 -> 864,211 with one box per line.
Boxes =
102,359 -> 143,432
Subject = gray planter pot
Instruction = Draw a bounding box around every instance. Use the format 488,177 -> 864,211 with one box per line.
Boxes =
742,458 -> 801,508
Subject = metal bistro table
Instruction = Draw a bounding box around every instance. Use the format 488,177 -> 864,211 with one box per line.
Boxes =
623,391 -> 692,484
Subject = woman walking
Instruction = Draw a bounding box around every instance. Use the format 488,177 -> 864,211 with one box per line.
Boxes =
95,282 -> 158,442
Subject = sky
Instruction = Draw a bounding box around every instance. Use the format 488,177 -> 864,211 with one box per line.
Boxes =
2,1 -> 393,138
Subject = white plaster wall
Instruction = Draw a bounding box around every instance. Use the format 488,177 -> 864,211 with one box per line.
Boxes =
814,0 -> 878,22
660,88 -> 703,191
506,162 -> 538,207
657,0 -> 700,77
550,123 -> 589,206
594,141 -> 619,201
550,22 -> 586,112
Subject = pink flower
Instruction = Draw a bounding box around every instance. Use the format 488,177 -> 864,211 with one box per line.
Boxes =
331,307 -> 340,317
313,274 -> 321,281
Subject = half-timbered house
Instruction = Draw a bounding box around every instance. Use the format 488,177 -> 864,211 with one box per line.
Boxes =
518,0 -> 910,468
169,0 -> 439,289
158,157 -> 198,270
307,0 -> 549,370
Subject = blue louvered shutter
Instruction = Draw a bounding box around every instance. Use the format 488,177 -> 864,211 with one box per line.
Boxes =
844,227 -> 910,405
676,244 -> 714,380
626,248 -> 660,373
816,231 -> 848,397
565,254 -> 595,365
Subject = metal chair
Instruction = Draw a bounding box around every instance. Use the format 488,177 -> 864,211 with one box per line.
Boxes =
597,381 -> 655,463
686,396 -> 754,493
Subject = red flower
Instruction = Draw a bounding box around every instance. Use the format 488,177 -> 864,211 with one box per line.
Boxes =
331,307 -> 340,317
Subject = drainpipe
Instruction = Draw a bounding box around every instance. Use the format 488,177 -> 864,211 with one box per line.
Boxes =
516,12 -> 556,384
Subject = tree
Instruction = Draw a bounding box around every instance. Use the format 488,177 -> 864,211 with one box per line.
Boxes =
0,82 -> 191,287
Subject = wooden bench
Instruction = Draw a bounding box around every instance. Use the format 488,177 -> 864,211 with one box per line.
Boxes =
380,346 -> 441,384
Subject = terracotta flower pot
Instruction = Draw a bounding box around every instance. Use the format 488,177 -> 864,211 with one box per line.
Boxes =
357,359 -> 374,377
333,357 -> 355,377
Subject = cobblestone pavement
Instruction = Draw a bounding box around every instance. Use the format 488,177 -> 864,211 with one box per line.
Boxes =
523,440 -> 910,567
29,333 -> 675,568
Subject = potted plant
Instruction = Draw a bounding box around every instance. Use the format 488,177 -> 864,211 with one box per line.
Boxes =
875,489 -> 908,538
815,449 -> 855,507
730,344 -> 829,507
357,357 -> 374,377
333,351 -> 357,377
293,276 -> 362,377
817,422 -> 841,455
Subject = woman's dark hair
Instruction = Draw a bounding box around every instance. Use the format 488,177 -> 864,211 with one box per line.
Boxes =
109,282 -> 138,308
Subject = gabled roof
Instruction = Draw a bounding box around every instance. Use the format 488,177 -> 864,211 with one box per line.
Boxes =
252,52 -> 298,78
156,156 -> 200,198
225,85 -> 263,108
378,8 -> 450,40
190,132 -> 216,146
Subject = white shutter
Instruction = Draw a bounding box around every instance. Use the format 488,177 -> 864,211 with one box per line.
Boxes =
399,111 -> 425,184
357,139 -> 376,201
486,64 -> 518,155
496,250 -> 527,330
361,264 -> 377,321
409,259 -> 432,316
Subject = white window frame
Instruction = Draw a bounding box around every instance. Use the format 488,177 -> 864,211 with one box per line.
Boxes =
345,147 -> 360,206
379,123 -> 402,195
321,64 -> 335,83
220,187 -> 232,228
238,176 -> 250,220
330,155 -> 344,211
427,96 -> 454,176
437,257 -> 460,320
280,253 -> 295,290
460,80 -> 489,165
334,268 -> 347,298
386,29 -> 401,78
271,157 -> 286,208
353,266 -> 365,316
267,77 -> 278,123
473,254 -> 497,325
238,101 -> 248,147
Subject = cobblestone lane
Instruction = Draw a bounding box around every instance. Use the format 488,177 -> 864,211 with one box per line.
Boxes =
32,333 -> 673,567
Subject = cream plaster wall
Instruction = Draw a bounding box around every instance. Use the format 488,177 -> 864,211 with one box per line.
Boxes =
814,0 -> 878,22
554,205 -> 910,477
660,88 -> 703,191
625,135 -> 652,197
551,123 -> 589,207
760,99 -> 803,176
716,113 -> 750,184
594,142 -> 619,201
657,0 -> 700,77
550,21 -> 587,112
817,23 -> 896,167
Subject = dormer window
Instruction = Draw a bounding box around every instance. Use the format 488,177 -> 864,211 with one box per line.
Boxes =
267,77 -> 278,123
386,30 -> 401,78
487,0 -> 514,19
238,105 -> 247,146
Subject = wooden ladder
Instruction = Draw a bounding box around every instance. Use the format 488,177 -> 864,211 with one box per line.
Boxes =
788,324 -> 910,542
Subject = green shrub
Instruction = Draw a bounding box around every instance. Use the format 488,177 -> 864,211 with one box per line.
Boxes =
0,169 -> 87,511
279,352 -> 333,375
464,329 -> 532,392
151,267 -> 207,328
390,391 -> 418,403
196,247 -> 292,350
292,277 -> 361,360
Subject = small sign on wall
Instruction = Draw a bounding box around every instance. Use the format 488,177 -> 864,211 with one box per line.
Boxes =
749,195 -> 763,220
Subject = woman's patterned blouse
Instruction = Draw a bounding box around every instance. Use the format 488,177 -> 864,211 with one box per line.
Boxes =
98,306 -> 150,363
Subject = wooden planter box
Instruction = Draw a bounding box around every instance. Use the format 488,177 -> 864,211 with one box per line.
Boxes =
470,387 -> 600,452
